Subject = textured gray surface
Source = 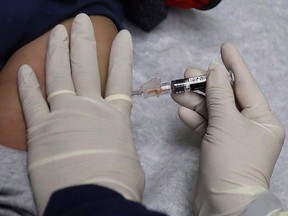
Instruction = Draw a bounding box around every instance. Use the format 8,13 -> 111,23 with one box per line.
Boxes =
127,0 -> 288,215
0,145 -> 36,216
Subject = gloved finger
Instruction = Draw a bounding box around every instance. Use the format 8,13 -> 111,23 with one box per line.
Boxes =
172,68 -> 207,119
46,24 -> 76,109
18,65 -> 49,128
184,67 -> 206,78
105,30 -> 133,114
179,106 -> 207,137
206,60 -> 236,117
220,42 -> 270,114
71,13 -> 101,100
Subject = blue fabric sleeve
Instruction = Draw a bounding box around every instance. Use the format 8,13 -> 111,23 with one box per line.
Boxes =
44,185 -> 168,216
242,191 -> 287,216
0,0 -> 124,69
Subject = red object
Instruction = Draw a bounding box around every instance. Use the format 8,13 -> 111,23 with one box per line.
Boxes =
164,0 -> 210,9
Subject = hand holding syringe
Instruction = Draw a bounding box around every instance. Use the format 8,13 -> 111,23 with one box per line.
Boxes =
132,70 -> 234,98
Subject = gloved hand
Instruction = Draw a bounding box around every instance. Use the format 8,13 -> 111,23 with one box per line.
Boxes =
172,43 -> 286,215
18,14 -> 145,215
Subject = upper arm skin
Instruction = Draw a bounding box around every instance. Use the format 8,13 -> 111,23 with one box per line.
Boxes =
0,15 -> 118,151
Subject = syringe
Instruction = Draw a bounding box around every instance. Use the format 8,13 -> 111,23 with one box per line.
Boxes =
132,71 -> 234,98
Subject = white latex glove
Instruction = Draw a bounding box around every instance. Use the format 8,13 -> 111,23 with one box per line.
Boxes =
18,14 -> 145,215
172,43 -> 286,215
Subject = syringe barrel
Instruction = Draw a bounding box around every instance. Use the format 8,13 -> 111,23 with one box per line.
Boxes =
171,75 -> 207,94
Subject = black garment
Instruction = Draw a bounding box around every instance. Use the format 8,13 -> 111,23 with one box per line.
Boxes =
44,185 -> 168,216
0,0 -> 124,69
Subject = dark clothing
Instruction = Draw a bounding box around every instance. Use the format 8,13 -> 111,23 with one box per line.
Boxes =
44,185 -> 168,216
0,0 -> 124,69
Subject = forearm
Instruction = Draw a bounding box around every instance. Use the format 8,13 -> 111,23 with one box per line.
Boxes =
0,15 -> 118,151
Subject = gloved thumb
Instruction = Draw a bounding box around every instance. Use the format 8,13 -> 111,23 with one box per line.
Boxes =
206,60 -> 236,118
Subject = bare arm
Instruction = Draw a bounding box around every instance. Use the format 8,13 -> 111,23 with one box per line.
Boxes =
0,15 -> 118,151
